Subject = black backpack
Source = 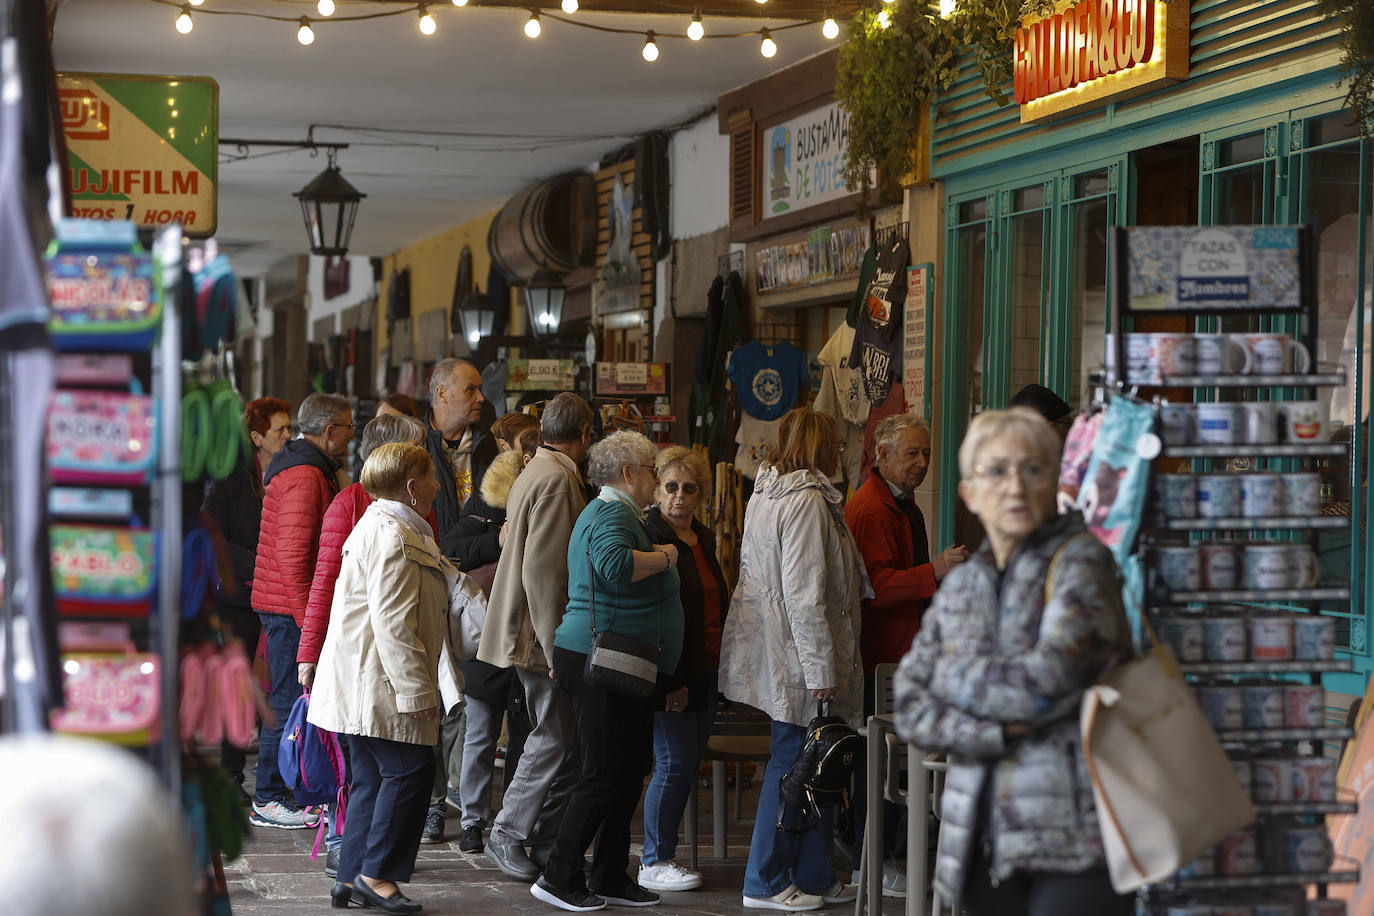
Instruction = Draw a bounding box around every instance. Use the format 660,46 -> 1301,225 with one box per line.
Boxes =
777,702 -> 863,833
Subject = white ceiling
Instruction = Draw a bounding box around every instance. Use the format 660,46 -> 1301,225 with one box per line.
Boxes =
49,0 -> 834,274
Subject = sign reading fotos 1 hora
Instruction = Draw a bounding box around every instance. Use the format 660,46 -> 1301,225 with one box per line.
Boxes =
57,73 -> 218,236
1014,0 -> 1187,124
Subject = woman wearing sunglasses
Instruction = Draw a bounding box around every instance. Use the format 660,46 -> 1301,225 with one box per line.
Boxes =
638,446 -> 730,894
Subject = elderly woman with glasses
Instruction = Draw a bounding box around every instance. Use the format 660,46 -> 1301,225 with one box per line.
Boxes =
635,445 -> 729,894
532,431 -> 686,912
892,407 -> 1135,916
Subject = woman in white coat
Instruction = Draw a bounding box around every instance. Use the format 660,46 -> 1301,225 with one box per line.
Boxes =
308,442 -> 447,914
720,407 -> 870,913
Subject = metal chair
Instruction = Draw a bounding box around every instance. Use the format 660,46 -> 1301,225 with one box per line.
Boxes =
682,702 -> 772,868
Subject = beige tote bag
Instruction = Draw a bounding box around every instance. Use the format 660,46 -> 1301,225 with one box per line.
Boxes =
1080,638 -> 1255,892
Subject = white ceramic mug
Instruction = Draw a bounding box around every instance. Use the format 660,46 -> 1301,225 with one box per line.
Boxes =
1197,473 -> 1243,518
1157,546 -> 1201,591
1287,544 -> 1320,588
1234,332 -> 1311,375
1243,544 -> 1292,590
1159,403 -> 1195,445
1196,402 -> 1241,445
1281,400 -> 1326,443
1239,401 -> 1280,445
1281,472 -> 1321,516
1240,473 -> 1284,518
1199,543 -> 1240,590
1193,333 -> 1252,375
1126,332 -> 1195,383
1152,473 -> 1197,518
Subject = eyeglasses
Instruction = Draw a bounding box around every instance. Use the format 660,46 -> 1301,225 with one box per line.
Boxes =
972,460 -> 1053,488
663,481 -> 700,496
636,464 -> 659,478
331,422 -> 358,431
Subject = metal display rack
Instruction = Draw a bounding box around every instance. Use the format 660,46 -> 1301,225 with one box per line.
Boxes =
1111,225 -> 1358,912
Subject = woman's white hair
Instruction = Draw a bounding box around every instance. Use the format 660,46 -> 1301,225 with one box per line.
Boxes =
0,734 -> 198,916
587,430 -> 658,489
957,407 -> 1063,480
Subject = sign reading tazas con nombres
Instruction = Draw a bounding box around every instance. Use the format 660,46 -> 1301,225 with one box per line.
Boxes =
56,73 -> 218,236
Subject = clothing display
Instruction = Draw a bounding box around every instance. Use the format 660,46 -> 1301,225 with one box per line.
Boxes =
849,235 -> 910,405
814,323 -> 867,486
733,413 -> 781,481
727,339 -> 809,422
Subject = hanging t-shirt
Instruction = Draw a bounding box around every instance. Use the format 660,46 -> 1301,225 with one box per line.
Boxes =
814,324 -> 866,488
734,413 -> 781,480
849,236 -> 910,405
727,339 -> 809,421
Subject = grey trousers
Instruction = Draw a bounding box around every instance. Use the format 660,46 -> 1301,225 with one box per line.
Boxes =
458,693 -> 502,829
429,706 -> 466,808
488,666 -> 577,847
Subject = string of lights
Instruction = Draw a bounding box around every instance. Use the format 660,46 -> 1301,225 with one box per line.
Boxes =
150,0 -> 845,60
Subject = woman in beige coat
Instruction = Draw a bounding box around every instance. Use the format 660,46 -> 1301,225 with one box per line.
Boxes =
308,443 -> 447,914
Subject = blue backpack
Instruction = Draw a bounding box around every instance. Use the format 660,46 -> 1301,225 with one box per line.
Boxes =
278,691 -> 346,809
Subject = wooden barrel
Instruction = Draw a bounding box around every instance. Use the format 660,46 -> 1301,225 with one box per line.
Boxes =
487,171 -> 596,283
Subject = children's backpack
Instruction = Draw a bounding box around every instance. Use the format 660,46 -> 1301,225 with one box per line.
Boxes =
776,702 -> 863,833
278,691 -> 347,817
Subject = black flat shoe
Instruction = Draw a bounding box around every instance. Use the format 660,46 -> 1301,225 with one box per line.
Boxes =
352,880 -> 422,914
330,881 -> 353,908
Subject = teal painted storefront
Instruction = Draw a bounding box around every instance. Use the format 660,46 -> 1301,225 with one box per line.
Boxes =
930,0 -> 1373,693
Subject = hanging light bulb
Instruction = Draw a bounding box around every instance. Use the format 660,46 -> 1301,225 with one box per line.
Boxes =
687,10 -> 704,40
417,4 -> 437,34
316,0 -> 335,15
759,28 -> 777,57
524,10 -> 541,37
822,13 -> 839,39
876,9 -> 890,28
642,30 -> 659,61
562,0 -> 579,13
175,5 -> 193,33
187,0 -> 204,6
297,16 -> 315,44
453,0 -> 469,5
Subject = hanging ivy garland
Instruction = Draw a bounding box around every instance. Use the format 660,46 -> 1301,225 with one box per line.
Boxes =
1317,0 -> 1374,137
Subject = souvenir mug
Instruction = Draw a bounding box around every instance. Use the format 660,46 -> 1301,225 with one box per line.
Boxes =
1277,825 -> 1332,873
1243,683 -> 1287,729
1200,543 -> 1240,590
1251,758 -> 1294,802
1198,474 -> 1243,518
1153,474 -> 1197,519
1196,402 -> 1242,445
1216,829 -> 1259,875
1241,473 -> 1284,518
1287,544 -> 1320,588
1240,401 -> 1281,445
1249,615 -> 1294,660
1280,472 -> 1321,516
1199,685 -> 1245,730
1281,401 -> 1326,443
1294,615 -> 1335,660
1283,684 -> 1325,729
1157,546 -> 1201,591
1203,615 -> 1249,661
1242,544 -> 1292,590
1231,758 -> 1253,795
1158,618 -> 1205,662
1159,403 -> 1196,445
1292,757 -> 1337,803
1126,332 -> 1196,383
1234,333 -> 1311,376
1193,332 -> 1252,375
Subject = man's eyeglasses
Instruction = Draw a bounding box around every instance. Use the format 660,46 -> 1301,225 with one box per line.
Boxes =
663,481 -> 700,496
636,464 -> 659,478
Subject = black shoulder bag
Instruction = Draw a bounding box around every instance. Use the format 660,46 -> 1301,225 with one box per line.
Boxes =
583,546 -> 661,700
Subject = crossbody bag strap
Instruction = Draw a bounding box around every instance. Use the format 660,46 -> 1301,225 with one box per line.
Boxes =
586,547 -> 598,637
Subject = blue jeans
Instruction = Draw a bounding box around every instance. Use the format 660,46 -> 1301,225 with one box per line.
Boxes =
642,670 -> 718,866
254,612 -> 303,806
744,719 -> 836,899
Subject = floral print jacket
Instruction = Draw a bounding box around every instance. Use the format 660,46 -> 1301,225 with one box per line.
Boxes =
893,512 -> 1133,901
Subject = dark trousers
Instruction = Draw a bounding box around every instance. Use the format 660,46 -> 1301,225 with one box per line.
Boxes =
254,612 -> 303,805
340,734 -> 435,885
963,845 -> 1133,916
219,603 -> 262,781
542,647 -> 655,896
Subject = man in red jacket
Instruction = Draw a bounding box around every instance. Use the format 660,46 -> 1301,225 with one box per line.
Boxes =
249,392 -> 354,829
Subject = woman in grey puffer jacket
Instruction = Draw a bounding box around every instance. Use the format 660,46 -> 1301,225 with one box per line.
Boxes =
893,408 -> 1135,916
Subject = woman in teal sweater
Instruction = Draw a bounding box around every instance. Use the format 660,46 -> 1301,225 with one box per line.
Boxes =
534,431 -> 685,912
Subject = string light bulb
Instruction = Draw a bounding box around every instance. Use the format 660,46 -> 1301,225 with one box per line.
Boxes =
524,9 -> 541,37
187,0 -> 203,6
175,5 -> 193,33
562,0 -> 579,13
822,13 -> 839,39
316,0 -> 335,15
453,0 -> 469,5
876,9 -> 890,28
642,30 -> 659,61
297,16 -> 315,44
418,4 -> 437,34
759,28 -> 777,57
687,10 -> 704,40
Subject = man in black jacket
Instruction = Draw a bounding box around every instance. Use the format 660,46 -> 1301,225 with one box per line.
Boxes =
426,358 -> 499,560
422,357 -> 498,842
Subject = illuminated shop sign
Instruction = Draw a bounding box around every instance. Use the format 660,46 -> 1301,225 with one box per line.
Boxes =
1013,0 -> 1188,124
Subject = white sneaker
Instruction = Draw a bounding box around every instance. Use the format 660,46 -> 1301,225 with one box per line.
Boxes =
637,860 -> 703,892
743,884 -> 823,912
819,881 -> 858,905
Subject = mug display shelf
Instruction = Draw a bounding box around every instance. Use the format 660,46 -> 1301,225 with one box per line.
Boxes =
1252,800 -> 1358,816
1169,587 -> 1350,603
1159,371 -> 1345,388
1174,867 -> 1359,892
1160,516 -> 1348,531
1178,659 -> 1353,676
1213,725 -> 1352,743
1162,443 -> 1348,459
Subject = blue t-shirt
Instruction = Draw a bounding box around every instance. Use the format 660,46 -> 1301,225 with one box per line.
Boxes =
727,339 -> 809,421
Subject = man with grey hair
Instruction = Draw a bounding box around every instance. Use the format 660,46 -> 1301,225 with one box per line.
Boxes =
478,392 -> 594,881
250,392 -> 354,829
